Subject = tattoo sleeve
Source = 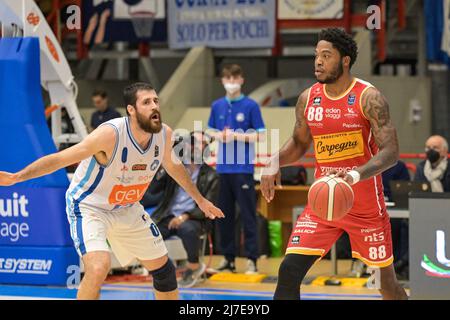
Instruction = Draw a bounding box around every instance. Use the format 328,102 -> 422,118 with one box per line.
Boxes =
357,88 -> 399,180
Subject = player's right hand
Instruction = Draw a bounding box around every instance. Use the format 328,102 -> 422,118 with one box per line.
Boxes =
0,171 -> 19,186
260,166 -> 282,203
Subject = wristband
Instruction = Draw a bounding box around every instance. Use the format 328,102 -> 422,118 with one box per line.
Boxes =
347,170 -> 361,185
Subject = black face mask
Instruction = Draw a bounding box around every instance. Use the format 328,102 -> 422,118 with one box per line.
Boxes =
426,149 -> 440,163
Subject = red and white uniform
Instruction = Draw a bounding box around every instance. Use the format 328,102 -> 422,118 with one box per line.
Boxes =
286,78 -> 394,268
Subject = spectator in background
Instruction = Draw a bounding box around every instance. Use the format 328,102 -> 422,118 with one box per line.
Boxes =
207,64 -> 266,274
414,135 -> 450,192
382,160 -> 410,201
147,132 -> 219,288
90,89 -> 121,130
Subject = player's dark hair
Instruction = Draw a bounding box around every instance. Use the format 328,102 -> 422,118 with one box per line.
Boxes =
92,89 -> 107,99
221,64 -> 244,78
123,82 -> 154,116
318,28 -> 358,68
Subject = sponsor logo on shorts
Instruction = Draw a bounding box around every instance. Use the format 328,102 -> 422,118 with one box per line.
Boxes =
132,164 -> 147,171
296,221 -> 318,229
364,232 -> 385,243
108,183 -> 150,206
291,236 -> 300,244
150,223 -> 160,237
293,229 -> 315,234
360,228 -> 380,234
313,130 -> 365,163
0,258 -> 52,275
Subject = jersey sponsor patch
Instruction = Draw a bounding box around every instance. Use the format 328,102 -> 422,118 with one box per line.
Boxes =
108,183 -> 150,205
313,130 -> 365,163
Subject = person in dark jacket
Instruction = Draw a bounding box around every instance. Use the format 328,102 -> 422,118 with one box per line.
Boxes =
414,135 -> 450,192
143,131 -> 219,288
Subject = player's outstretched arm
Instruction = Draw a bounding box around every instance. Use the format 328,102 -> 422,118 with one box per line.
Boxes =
0,125 -> 115,186
260,89 -> 313,202
352,87 -> 399,182
161,125 -> 224,220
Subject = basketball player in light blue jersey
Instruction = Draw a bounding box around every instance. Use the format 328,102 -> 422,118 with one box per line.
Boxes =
0,82 -> 224,300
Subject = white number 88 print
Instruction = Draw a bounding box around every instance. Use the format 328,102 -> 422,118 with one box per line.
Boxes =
369,245 -> 386,260
307,107 -> 323,122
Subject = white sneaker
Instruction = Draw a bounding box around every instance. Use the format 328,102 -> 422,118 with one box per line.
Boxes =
245,259 -> 258,275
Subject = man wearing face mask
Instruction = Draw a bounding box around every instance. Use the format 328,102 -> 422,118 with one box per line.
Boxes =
414,135 -> 450,192
207,64 -> 266,274
149,132 -> 219,288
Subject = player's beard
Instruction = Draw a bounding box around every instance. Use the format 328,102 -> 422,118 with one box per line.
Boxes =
317,60 -> 344,84
136,109 -> 162,134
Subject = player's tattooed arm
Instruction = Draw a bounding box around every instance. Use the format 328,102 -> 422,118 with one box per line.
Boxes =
357,87 -> 399,180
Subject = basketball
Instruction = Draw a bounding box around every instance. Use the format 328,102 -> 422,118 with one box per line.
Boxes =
308,175 -> 354,221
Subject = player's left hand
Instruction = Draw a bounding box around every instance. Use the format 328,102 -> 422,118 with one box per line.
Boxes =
197,198 -> 225,220
325,169 -> 354,185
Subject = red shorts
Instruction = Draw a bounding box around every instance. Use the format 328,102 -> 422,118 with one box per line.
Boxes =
286,206 -> 394,268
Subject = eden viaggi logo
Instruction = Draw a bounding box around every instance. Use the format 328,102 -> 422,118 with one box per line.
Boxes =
421,230 -> 450,278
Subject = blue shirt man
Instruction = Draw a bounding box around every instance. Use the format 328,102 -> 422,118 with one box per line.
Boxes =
208,64 -> 265,274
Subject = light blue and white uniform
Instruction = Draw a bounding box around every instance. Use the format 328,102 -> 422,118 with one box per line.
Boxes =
66,117 -> 167,266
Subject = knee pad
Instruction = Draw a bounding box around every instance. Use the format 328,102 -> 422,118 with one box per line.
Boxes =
150,259 -> 177,292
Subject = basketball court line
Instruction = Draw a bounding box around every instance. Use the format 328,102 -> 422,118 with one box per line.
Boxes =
0,284 -> 382,300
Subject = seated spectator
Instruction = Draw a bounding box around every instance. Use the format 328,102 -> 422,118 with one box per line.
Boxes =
90,89 -> 121,130
147,131 -> 219,288
414,135 -> 450,192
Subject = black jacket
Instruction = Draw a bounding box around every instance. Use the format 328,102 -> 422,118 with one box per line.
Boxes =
414,159 -> 450,192
143,164 -> 219,225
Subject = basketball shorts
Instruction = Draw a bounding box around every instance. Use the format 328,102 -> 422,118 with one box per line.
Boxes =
286,206 -> 394,268
66,202 -> 167,266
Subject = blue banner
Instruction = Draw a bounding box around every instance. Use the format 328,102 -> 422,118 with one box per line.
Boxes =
0,187 -> 72,246
168,0 -> 276,49
0,246 -> 78,286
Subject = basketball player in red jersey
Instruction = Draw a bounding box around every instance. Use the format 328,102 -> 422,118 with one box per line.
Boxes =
261,28 -> 408,300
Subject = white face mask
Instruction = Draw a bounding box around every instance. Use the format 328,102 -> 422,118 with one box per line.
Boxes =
224,83 -> 241,95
